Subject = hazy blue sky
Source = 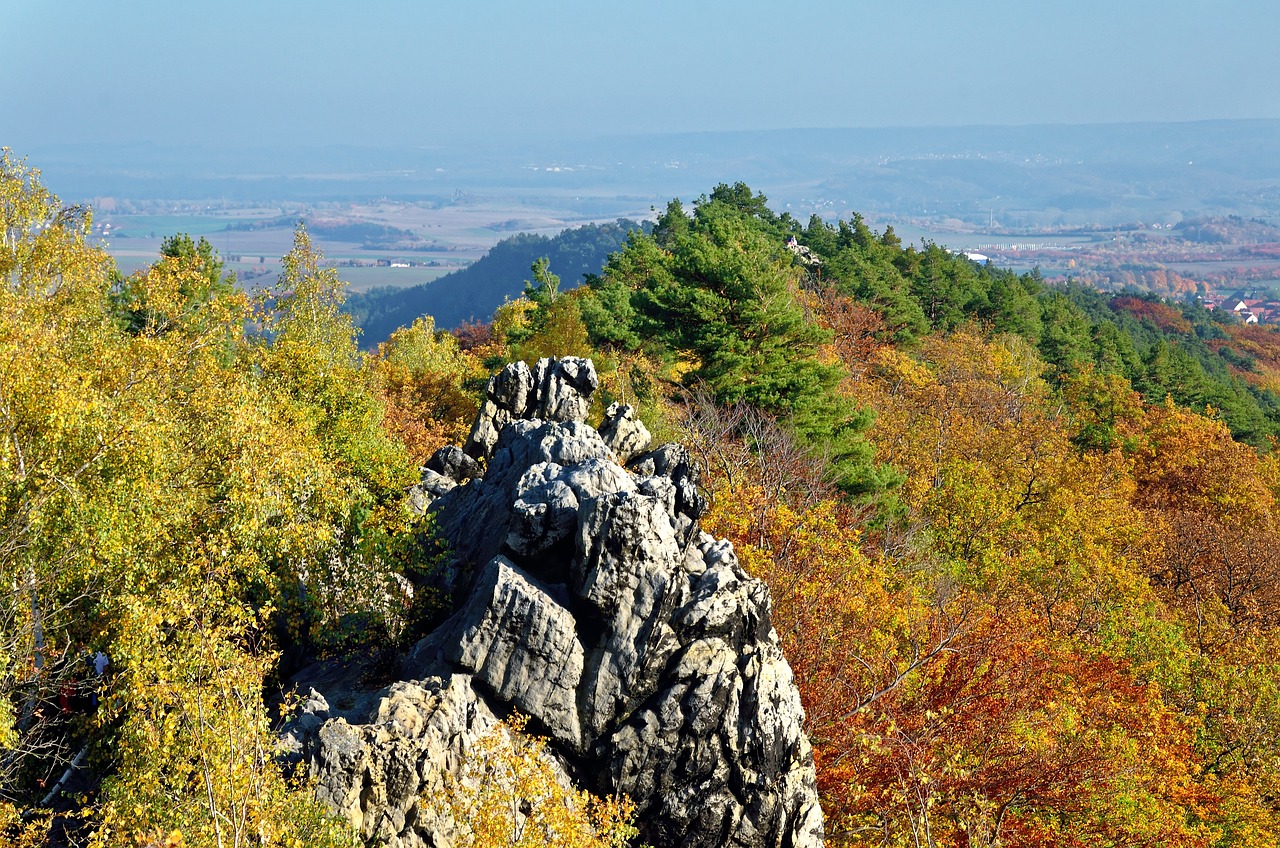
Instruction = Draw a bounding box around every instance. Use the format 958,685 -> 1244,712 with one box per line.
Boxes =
5,0 -> 1279,150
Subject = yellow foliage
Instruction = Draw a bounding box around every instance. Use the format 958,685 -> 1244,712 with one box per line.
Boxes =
428,713 -> 637,848
492,297 -> 537,349
508,293 -> 595,365
0,804 -> 50,848
93,584 -> 357,848
0,155 -> 399,842
370,315 -> 485,463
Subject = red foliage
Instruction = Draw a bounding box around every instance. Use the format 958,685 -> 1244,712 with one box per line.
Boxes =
454,319 -> 496,352
807,287 -> 886,384
1110,296 -> 1194,333
817,608 -> 1208,847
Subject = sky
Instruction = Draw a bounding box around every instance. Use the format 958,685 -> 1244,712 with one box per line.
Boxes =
5,0 -> 1280,152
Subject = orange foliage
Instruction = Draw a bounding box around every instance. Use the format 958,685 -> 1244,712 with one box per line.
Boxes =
1110,295 -> 1194,333
1219,322 -> 1280,393
705,481 -> 1209,847
666,317 -> 1280,845
1133,404 -> 1280,636
700,327 -> 1233,845
803,286 -> 886,386
1111,295 -> 1198,335
375,364 -> 478,464
369,316 -> 485,465
845,612 -> 1209,848
1132,402 -> 1272,519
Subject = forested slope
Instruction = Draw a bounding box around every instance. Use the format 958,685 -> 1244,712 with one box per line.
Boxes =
10,151 -> 1280,848
469,182 -> 1280,846
345,219 -> 644,344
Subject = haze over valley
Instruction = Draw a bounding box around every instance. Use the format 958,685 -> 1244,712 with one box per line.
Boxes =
37,119 -> 1280,320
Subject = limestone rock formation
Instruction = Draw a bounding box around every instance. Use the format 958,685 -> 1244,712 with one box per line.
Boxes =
287,675 -> 505,848
599,401 -> 652,463
291,356 -> 824,848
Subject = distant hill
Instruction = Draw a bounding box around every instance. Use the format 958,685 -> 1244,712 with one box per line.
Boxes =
345,219 -> 645,344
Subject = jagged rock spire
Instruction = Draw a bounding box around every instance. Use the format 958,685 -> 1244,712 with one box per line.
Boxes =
291,357 -> 825,848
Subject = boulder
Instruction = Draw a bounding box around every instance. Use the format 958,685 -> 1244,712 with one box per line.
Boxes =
464,357 -> 597,459
425,445 -> 480,483
296,674 -> 506,848
599,401 -> 653,463
435,556 -> 586,748
532,356 -> 598,423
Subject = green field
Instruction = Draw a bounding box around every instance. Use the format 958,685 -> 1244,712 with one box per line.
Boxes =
103,213 -> 264,239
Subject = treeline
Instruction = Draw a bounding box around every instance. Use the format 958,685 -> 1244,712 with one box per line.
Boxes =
561,181 -> 1280,449
225,216 -> 417,243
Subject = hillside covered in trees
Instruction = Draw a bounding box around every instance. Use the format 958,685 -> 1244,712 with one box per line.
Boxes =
10,150 -> 1280,848
345,219 -> 644,344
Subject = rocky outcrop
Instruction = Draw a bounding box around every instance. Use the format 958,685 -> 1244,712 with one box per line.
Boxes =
599,401 -> 652,463
464,357 -> 600,459
291,356 -> 824,848
785,236 -> 822,274
286,675 -> 505,848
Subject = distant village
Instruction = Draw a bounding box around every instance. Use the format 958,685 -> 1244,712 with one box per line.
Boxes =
1201,292 -> 1280,325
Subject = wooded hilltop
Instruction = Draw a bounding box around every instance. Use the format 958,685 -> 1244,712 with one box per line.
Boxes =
7,150 -> 1280,847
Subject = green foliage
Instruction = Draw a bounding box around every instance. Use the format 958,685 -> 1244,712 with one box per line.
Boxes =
524,256 -> 560,306
984,267 -> 1044,338
802,213 -> 838,256
594,196 -> 836,411
825,245 -> 929,345
908,242 -> 991,329
650,198 -> 690,247
579,189 -> 891,493
345,220 -> 643,343
790,205 -> 1280,446
111,233 -> 234,336
577,233 -> 664,351
499,259 -> 596,365
1037,291 -> 1095,374
705,181 -> 779,226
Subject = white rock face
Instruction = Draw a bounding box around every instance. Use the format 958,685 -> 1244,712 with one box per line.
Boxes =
599,401 -> 653,462
446,556 -> 586,747
296,675 -> 503,848
292,357 -> 824,848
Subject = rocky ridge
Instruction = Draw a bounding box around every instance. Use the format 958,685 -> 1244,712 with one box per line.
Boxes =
289,356 -> 824,848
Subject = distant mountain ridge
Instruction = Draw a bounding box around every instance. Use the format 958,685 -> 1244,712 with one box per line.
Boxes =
345,219 -> 645,344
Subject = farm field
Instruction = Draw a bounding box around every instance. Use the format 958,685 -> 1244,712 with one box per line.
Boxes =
93,196 -> 652,286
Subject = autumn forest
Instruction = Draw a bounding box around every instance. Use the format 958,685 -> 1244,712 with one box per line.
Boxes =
8,151 -> 1280,848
